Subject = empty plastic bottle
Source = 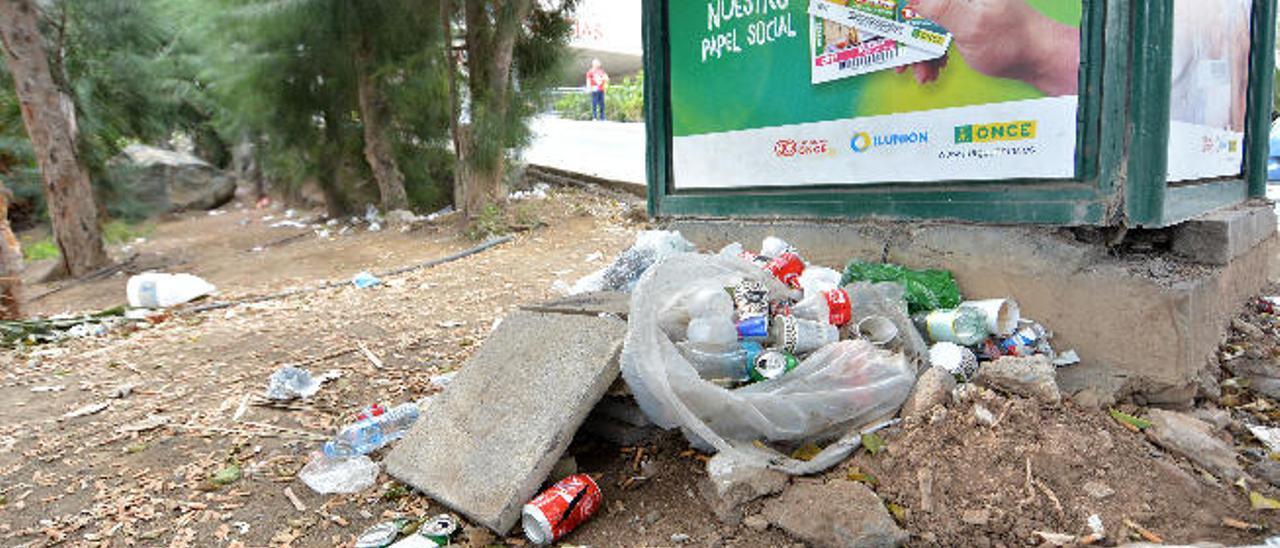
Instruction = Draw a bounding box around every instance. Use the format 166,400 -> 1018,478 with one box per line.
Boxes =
322,402 -> 420,457
913,307 -> 988,346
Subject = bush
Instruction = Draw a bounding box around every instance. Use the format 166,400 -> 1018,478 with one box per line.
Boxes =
554,71 -> 644,123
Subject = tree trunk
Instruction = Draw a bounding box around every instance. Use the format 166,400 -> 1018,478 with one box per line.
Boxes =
455,0 -> 532,219
441,0 -> 466,211
355,36 -> 409,212
0,179 -> 23,320
0,0 -> 107,279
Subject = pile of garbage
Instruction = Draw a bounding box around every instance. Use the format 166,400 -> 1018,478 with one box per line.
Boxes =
611,233 -> 1078,474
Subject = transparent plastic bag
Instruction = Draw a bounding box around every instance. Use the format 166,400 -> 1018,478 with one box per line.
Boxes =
298,453 -> 379,494
845,282 -> 929,368
620,253 -> 917,474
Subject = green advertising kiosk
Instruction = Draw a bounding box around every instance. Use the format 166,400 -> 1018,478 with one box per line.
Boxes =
643,0 -> 1278,228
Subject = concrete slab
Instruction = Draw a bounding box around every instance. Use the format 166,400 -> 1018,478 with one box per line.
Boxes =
1172,203 -> 1277,265
385,310 -> 627,534
670,219 -> 1279,404
520,291 -> 631,319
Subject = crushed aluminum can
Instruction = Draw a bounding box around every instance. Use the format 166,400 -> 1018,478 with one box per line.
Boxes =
763,252 -> 805,288
355,520 -> 406,548
522,474 -> 602,545
749,349 -> 799,382
419,514 -> 458,545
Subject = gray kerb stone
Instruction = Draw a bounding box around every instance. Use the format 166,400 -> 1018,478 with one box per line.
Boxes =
385,310 -> 627,534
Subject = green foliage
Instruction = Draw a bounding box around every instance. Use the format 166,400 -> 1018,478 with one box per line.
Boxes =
22,219 -> 152,261
22,240 -> 60,262
463,204 -> 509,240
555,72 -> 645,123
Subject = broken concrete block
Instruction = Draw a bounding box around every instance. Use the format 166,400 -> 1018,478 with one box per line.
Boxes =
385,310 -> 627,534
974,355 -> 1061,404
763,480 -> 908,548
1144,409 -> 1244,482
1172,204 -> 1277,266
900,367 -> 955,419
700,451 -> 789,525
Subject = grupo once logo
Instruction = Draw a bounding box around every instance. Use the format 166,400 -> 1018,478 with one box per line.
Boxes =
954,120 -> 1037,144
774,139 -> 830,158
850,130 -> 928,153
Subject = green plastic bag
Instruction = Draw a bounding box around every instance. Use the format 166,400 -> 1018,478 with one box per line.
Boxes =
841,260 -> 961,314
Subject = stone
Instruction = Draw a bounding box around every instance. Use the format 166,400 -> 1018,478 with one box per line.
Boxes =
1143,409 -> 1244,482
385,209 -> 419,227
1189,407 -> 1232,431
384,310 -> 627,534
700,451 -> 790,525
1082,481 -> 1114,500
899,367 -> 955,419
1233,318 -> 1266,340
1172,204 -> 1278,266
1248,459 -> 1280,488
1072,388 -> 1100,409
115,144 -> 235,212
671,533 -> 691,544
743,514 -> 770,532
973,355 -> 1061,404
762,481 -> 908,548
951,383 -> 981,404
973,404 -> 996,427
961,508 -> 990,526
521,291 -> 631,320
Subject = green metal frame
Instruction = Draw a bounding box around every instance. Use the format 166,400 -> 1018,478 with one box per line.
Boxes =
644,0 -> 1279,227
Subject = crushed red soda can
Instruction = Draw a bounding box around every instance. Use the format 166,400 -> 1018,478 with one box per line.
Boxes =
1259,296 -> 1280,315
522,474 -> 602,545
764,253 -> 805,288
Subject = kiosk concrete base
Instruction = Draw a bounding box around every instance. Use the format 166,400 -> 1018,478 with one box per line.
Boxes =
668,203 -> 1279,407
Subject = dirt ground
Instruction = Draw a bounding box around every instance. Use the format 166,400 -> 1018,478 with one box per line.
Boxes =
2,187 -> 1280,547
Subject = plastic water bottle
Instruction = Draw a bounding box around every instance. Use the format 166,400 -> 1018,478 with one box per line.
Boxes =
322,402 -> 420,457
913,307 -> 988,346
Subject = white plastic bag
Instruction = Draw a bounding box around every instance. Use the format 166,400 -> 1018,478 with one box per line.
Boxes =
299,453 -> 379,494
126,273 -> 216,308
620,253 -> 916,474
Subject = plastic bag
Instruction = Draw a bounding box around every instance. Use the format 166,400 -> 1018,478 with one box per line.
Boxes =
299,453 -> 379,494
841,260 -> 961,314
566,231 -> 696,295
266,366 -> 322,401
846,282 -> 929,367
621,253 -> 916,474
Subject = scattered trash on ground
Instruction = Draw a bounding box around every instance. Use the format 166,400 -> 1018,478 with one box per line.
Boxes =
265,366 -> 323,401
299,453 -> 380,495
322,402 -> 419,457
353,271 -> 382,289
0,306 -> 127,346
522,474 -> 603,545
126,273 -> 216,308
555,230 -> 695,295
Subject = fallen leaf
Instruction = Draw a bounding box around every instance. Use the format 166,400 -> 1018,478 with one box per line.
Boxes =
1109,409 -> 1151,431
886,502 -> 907,523
791,442 -> 822,462
845,468 -> 878,486
211,464 -> 242,486
1251,491 -> 1280,510
862,432 -> 886,455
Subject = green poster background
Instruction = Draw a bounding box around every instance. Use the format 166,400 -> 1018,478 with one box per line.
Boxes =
670,1 -> 1083,137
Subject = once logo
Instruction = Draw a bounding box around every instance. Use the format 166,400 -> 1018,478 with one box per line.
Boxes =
954,121 -> 1037,144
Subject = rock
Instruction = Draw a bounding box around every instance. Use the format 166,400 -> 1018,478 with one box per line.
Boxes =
973,355 -> 1061,404
762,481 -> 908,548
961,508 -> 990,526
701,451 -> 790,525
1189,407 -> 1232,431
1082,481 -> 1114,499
115,144 -> 235,212
743,514 -> 770,532
1144,409 -> 1244,482
384,310 -> 627,534
385,209 -> 419,227
1250,458 -> 1280,488
973,404 -> 996,427
1072,388 -> 1100,409
1249,376 -> 1280,401
671,533 -> 691,544
1233,318 -> 1265,340
951,383 -> 981,404
900,367 -> 955,419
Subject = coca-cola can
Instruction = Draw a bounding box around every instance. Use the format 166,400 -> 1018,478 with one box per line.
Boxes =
522,474 -> 602,545
764,253 -> 805,288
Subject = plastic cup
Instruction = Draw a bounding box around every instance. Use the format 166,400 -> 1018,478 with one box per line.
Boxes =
774,315 -> 839,354
963,299 -> 1020,336
855,316 -> 899,346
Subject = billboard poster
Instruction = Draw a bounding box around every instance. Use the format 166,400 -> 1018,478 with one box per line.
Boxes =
1166,0 -> 1253,182
669,0 -> 1083,190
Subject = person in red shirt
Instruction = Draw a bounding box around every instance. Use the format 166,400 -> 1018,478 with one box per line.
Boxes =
585,59 -> 610,121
